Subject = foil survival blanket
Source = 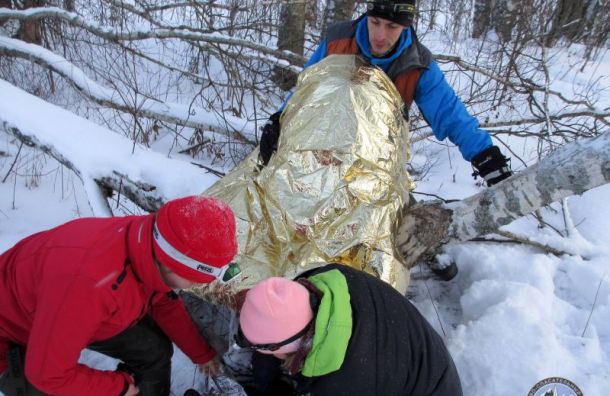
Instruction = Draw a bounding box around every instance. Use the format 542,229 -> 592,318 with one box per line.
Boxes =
190,55 -> 414,302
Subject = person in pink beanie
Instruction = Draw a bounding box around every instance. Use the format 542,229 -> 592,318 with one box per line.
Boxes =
239,277 -> 314,359
236,264 -> 463,396
0,195 -> 238,396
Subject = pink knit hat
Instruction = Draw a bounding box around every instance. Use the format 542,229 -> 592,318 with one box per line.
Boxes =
152,195 -> 237,283
240,277 -> 314,354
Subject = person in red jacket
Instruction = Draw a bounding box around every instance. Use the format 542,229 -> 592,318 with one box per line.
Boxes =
0,195 -> 239,396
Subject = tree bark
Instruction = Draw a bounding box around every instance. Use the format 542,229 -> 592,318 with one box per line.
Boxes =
491,0 -> 517,42
322,0 -> 356,37
472,0 -> 492,38
17,0 -> 44,44
545,0 -> 589,46
0,0 -> 11,28
63,0 -> 75,12
397,131 -> 610,268
273,1 -> 307,91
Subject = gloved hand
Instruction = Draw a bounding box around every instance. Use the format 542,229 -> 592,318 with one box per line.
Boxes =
471,145 -> 512,186
259,112 -> 282,166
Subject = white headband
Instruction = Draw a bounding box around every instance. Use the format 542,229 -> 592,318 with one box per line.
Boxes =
153,222 -> 225,278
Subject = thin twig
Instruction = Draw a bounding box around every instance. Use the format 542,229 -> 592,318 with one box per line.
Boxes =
561,197 -> 576,238
581,272 -> 606,337
2,141 -> 23,183
467,237 -> 522,244
411,191 -> 459,203
495,229 -> 575,258
418,264 -> 446,338
189,161 -> 225,178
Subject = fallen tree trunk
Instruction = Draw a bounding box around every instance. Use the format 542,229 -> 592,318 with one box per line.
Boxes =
0,65 -> 610,290
3,72 -> 610,285
397,130 -> 610,268
0,78 -> 217,216
3,121 -> 163,214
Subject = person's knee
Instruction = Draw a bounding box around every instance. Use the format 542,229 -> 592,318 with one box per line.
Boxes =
144,331 -> 173,370
156,334 -> 174,362
118,322 -> 174,375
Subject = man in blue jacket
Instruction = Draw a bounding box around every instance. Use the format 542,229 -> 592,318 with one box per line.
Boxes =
259,0 -> 512,281
260,0 -> 512,188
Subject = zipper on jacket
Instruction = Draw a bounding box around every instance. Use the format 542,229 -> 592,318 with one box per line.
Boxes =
112,260 -> 131,290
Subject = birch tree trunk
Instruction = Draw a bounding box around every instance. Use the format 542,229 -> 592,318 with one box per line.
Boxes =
397,131 -> 610,268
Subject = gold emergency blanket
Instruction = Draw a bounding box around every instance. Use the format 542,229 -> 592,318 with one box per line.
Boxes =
192,55 -> 413,300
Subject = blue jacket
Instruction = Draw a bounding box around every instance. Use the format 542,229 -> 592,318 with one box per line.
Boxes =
280,16 -> 492,161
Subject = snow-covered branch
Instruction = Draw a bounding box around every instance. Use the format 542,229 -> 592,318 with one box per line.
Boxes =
397,130 -> 610,267
0,36 -> 254,144
3,120 -> 115,216
0,78 -> 218,215
411,109 -> 610,144
0,7 -> 306,70
483,110 -> 610,128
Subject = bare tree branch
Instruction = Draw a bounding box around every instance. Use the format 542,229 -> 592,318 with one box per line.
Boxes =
0,36 -> 255,144
0,7 -> 307,68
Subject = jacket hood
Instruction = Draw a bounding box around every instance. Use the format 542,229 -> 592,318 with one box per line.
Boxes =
127,214 -> 172,293
302,269 -> 353,377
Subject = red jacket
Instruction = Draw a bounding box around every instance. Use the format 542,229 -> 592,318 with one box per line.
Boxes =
0,215 -> 216,395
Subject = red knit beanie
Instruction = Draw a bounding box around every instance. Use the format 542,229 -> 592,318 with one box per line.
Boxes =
240,277 -> 314,355
152,195 -> 237,283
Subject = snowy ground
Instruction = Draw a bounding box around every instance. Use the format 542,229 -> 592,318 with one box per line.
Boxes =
411,169 -> 610,395
2,45 -> 610,396
2,86 -> 609,396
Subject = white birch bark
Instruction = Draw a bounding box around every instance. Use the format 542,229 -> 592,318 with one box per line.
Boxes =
397,131 -> 610,268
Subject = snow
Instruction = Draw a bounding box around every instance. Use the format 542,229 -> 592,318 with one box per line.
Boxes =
1,37 -> 610,396
0,78 -> 219,217
0,35 -> 251,139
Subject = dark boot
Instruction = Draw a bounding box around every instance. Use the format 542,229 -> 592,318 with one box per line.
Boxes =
428,259 -> 458,281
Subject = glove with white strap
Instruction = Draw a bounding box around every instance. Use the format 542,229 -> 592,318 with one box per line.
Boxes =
471,146 -> 512,186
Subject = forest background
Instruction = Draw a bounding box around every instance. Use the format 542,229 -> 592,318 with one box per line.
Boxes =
1,0 -> 609,395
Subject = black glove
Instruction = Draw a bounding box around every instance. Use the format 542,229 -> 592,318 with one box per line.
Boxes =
259,112 -> 282,166
471,146 -> 512,186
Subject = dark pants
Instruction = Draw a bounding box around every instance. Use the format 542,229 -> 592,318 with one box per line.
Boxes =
0,316 -> 173,396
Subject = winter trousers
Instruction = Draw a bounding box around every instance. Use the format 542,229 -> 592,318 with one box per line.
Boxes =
0,315 -> 173,396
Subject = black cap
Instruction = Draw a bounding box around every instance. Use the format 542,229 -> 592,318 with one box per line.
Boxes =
366,1 -> 416,27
